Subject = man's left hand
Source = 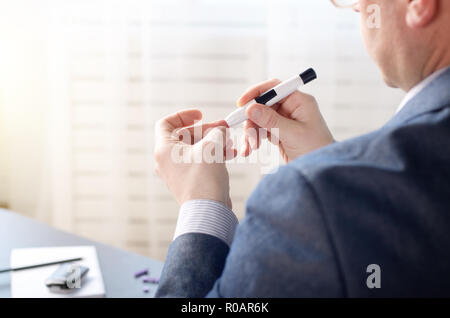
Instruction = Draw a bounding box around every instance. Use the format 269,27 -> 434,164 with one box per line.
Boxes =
154,109 -> 237,209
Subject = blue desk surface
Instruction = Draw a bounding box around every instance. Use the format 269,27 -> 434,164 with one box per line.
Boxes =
0,209 -> 164,298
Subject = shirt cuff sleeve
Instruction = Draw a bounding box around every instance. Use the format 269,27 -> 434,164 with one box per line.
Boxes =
173,199 -> 239,247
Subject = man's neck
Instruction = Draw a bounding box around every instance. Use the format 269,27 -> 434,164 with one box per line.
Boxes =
406,47 -> 450,92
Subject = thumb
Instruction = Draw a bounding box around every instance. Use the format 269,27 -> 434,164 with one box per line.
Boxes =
246,103 -> 290,129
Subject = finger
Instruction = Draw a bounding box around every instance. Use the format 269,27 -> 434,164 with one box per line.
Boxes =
237,78 -> 281,107
239,133 -> 246,156
244,120 -> 259,144
243,103 -> 286,149
246,103 -> 292,130
277,91 -> 316,120
240,134 -> 252,157
244,120 -> 267,150
198,127 -> 234,162
244,119 -> 258,134
276,104 -> 290,118
245,121 -> 259,150
180,120 -> 228,137
267,129 -> 281,146
243,104 -> 280,131
156,109 -> 203,138
245,104 -> 280,139
224,144 -> 238,161
202,126 -> 228,147
176,120 -> 228,144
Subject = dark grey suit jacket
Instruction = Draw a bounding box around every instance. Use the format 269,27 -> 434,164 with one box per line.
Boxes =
156,68 -> 450,297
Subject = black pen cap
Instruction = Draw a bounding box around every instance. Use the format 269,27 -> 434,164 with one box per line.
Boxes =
300,68 -> 317,85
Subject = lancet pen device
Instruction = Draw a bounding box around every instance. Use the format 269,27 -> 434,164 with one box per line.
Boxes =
225,68 -> 317,127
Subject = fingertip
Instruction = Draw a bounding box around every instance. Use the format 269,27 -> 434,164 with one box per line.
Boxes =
226,138 -> 234,148
245,146 -> 253,157
240,145 -> 247,157
238,78 -> 282,109
242,138 -> 252,157
237,95 -> 250,108
189,108 -> 203,120
233,148 -> 238,159
240,137 -> 249,157
214,119 -> 229,128
225,147 -> 238,160
247,134 -> 256,150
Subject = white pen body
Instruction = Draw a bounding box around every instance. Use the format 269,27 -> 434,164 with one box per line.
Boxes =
224,101 -> 255,128
266,75 -> 303,106
225,75 -> 304,127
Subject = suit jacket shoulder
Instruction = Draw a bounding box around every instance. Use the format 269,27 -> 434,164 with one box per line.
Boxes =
285,81 -> 450,296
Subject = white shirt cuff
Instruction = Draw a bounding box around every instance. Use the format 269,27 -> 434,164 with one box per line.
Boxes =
173,199 -> 239,247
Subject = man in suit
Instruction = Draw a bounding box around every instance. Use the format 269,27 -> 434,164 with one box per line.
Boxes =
153,0 -> 450,297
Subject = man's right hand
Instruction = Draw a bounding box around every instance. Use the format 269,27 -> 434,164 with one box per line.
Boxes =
237,78 -> 334,163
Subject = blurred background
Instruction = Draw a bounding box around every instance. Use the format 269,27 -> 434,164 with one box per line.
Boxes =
0,0 -> 403,261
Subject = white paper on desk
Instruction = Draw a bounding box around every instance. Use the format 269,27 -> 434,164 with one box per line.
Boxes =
11,246 -> 105,298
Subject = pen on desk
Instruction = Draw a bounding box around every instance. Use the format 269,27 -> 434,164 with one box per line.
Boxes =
0,257 -> 83,273
225,68 -> 317,128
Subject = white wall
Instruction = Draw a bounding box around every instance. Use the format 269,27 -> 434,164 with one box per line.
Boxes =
0,1 -> 51,218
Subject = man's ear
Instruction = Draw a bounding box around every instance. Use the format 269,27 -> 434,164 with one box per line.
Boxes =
406,0 -> 438,28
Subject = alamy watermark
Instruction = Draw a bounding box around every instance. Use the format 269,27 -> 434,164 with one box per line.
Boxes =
366,264 -> 381,289
170,122 -> 281,175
